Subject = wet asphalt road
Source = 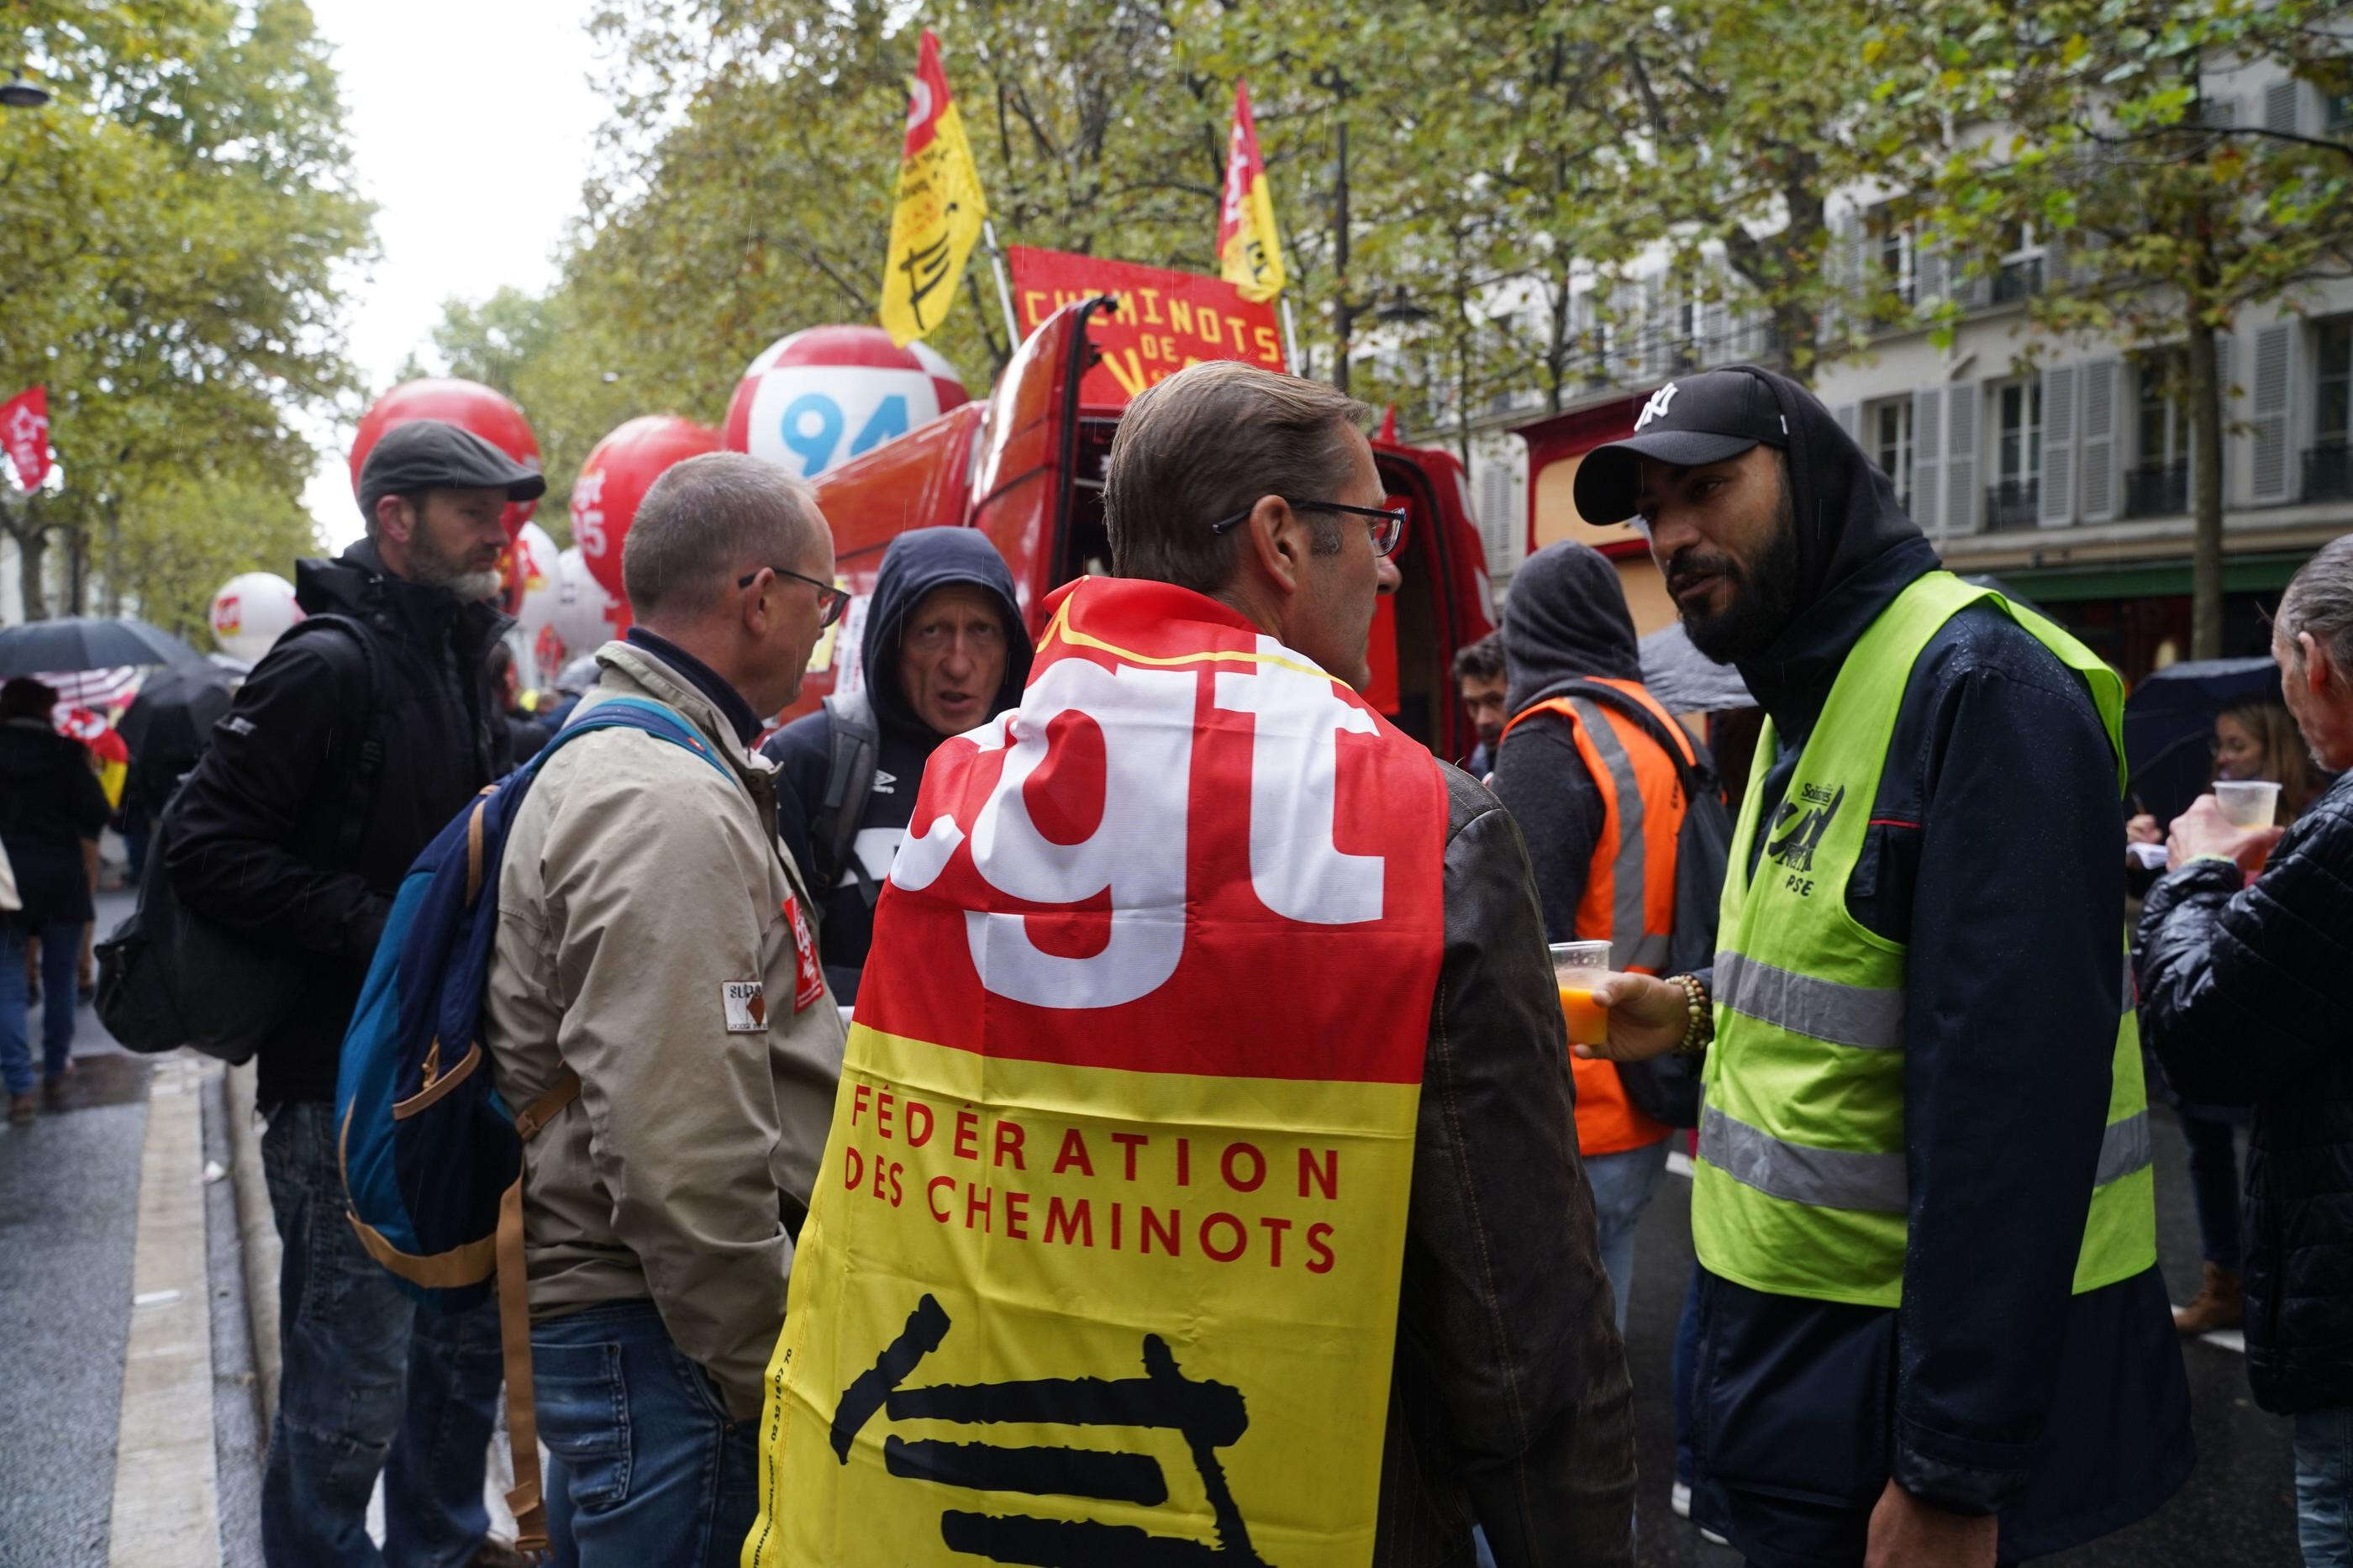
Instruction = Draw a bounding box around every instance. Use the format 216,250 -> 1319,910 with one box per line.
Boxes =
0,882 -> 2308,1564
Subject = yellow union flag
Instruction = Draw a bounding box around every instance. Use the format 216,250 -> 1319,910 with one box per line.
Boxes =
881,29 -> 987,348
1217,81 -> 1285,304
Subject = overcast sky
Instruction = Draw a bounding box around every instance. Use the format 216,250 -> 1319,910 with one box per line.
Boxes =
299,0 -> 606,548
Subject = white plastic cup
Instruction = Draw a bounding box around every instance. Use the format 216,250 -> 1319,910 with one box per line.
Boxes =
2214,780 -> 2282,829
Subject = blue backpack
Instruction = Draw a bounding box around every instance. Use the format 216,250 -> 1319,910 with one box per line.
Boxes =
334,694 -> 736,1555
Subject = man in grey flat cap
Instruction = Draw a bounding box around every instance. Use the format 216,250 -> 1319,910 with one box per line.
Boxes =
171,418 -> 545,1567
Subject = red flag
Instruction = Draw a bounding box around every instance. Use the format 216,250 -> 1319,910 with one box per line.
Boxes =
2,385 -> 50,489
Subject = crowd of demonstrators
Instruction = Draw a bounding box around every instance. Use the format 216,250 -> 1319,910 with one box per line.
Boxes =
166,418 -> 542,1568
0,676 -> 111,1122
2139,535 -> 2353,1567
1575,367 -> 2192,1566
1490,543 -> 1691,1328
761,524 -> 1030,1002
1452,628 -> 1507,775
481,454 -> 848,1565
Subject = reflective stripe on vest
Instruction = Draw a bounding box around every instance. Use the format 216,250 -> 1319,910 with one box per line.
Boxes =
1691,571 -> 2158,1308
1499,680 -> 1688,1155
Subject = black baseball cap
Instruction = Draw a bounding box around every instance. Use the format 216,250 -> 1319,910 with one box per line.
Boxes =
1573,370 -> 1790,525
356,418 -> 545,522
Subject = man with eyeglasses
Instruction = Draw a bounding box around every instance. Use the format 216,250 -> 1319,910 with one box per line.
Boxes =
745,360 -> 1634,1568
761,526 -> 1031,1003
479,451 -> 847,1565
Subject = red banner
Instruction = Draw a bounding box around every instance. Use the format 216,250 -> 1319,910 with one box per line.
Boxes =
3,385 -> 51,490
1006,246 -> 1286,407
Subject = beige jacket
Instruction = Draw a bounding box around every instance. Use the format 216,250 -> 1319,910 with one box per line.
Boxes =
482,641 -> 845,1417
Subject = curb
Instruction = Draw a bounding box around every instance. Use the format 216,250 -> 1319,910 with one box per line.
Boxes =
224,1060 -> 281,1424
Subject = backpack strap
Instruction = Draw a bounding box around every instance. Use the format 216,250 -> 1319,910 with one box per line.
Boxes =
494,1066 -> 582,1560
814,690 -> 882,910
271,613 -> 396,871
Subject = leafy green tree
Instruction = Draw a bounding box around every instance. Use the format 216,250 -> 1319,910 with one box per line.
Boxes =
109,464 -> 322,640
1894,0 -> 2353,655
0,0 -> 371,620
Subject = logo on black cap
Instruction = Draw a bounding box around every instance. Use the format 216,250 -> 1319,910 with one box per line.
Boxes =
1636,383 -> 1680,431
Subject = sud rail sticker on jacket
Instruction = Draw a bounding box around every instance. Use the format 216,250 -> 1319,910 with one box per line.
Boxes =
745,576 -> 1449,1567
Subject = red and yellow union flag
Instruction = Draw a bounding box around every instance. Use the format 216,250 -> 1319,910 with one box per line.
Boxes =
747,576 -> 1449,1567
880,29 -> 987,348
1217,82 -> 1286,304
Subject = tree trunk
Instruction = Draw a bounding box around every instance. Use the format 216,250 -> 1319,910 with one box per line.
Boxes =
67,524 -> 88,616
18,524 -> 49,620
1331,114 -> 1351,397
2187,309 -> 2226,660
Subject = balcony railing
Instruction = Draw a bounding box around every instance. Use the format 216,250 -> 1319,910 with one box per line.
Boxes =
2125,459 -> 2190,518
2306,443 -> 2353,504
1986,478 -> 2041,531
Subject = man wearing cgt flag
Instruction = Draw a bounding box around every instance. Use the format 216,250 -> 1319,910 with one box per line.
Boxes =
745,360 -> 1634,1567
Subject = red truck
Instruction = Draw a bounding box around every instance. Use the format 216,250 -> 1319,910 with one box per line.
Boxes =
787,297 -> 1498,760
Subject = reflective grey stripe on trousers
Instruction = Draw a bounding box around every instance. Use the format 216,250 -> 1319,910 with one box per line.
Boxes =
1713,950 -> 1907,1050
1570,698 -> 1671,973
1700,1103 -> 2156,1213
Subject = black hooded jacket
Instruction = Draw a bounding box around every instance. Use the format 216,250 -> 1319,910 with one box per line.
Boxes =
167,539 -> 508,1105
1680,369 -> 2191,1565
1492,543 -> 1652,943
762,528 -> 1029,1002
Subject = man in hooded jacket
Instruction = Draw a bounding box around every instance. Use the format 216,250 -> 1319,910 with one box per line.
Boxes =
1575,368 -> 2190,1566
763,527 -> 1031,1002
1491,543 -> 1687,1329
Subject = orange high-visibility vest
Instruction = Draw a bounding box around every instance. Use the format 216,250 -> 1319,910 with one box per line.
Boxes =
1501,677 -> 1692,1155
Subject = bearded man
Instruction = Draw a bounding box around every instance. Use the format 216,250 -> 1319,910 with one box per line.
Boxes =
171,418 -> 540,1567
1575,369 -> 2191,1567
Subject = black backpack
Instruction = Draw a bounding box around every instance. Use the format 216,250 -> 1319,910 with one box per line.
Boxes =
1534,678 -> 1734,1128
97,615 -> 392,1063
809,688 -> 883,910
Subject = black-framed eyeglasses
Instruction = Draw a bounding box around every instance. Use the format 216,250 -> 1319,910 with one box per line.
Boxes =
1209,499 -> 1407,558
738,566 -> 850,628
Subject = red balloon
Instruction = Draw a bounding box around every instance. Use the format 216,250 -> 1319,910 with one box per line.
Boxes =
349,378 -> 543,538
572,415 -> 724,607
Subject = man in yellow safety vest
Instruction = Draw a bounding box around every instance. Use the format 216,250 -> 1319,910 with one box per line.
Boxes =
1580,367 -> 2192,1567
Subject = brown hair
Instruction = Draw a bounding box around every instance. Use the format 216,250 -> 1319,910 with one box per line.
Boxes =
2215,697 -> 2320,819
624,451 -> 826,617
1103,360 -> 1371,594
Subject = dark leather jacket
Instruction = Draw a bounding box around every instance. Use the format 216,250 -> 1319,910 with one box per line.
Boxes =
2139,770 -> 2353,1414
1376,764 -> 1636,1566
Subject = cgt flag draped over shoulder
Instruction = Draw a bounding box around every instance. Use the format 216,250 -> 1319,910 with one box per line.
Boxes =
880,29 -> 988,348
748,576 -> 1450,1567
1217,82 -> 1285,304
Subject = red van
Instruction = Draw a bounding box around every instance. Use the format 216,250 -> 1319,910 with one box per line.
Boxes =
787,297 -> 1498,760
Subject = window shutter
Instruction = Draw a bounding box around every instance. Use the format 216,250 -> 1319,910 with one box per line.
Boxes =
1945,381 -> 1982,534
2201,95 -> 2240,129
1703,299 -> 1729,365
1916,244 -> 1947,309
1911,387 -> 1944,533
1480,462 -> 1513,567
2266,80 -> 2302,134
2079,359 -> 2119,522
1612,282 -> 1642,382
2251,322 -> 2296,504
1834,403 -> 1860,441
2040,364 -> 2078,526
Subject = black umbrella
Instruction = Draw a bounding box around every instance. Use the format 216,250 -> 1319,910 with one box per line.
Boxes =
117,664 -> 235,766
0,616 -> 206,678
2123,655 -> 2280,824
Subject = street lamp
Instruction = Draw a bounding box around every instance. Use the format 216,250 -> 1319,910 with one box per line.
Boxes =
0,71 -> 50,108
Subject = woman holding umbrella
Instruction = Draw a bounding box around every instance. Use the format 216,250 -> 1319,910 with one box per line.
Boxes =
0,677 -> 112,1122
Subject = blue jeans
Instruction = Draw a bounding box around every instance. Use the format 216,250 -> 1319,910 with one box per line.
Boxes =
260,1102 -> 504,1567
2182,1112 -> 2245,1271
1673,1263 -> 1703,1486
534,1299 -> 759,1568
1585,1139 -> 1671,1331
2298,1408 -> 2353,1566
1,920 -> 79,1096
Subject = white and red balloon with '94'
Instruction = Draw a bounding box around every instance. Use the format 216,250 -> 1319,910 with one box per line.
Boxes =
209,571 -> 303,665
571,414 -> 724,612
722,325 -> 967,481
348,378 -> 542,539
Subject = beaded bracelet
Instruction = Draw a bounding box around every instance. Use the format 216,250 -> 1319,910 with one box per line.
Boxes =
1671,973 -> 1713,1058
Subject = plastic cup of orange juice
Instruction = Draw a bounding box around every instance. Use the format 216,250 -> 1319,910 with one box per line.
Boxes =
1550,939 -> 1615,1049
